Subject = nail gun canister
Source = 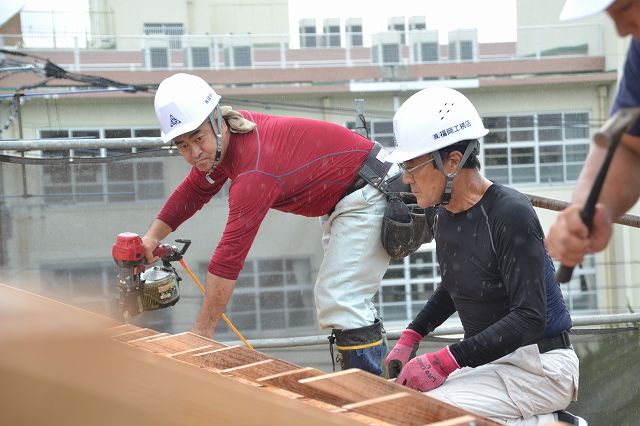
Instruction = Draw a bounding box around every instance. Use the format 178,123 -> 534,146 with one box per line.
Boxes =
139,266 -> 181,311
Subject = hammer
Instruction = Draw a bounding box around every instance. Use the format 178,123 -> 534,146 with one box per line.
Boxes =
556,107 -> 640,283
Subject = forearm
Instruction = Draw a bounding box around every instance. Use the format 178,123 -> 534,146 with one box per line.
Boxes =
408,286 -> 455,337
143,218 -> 173,241
573,135 -> 640,218
191,272 -> 236,338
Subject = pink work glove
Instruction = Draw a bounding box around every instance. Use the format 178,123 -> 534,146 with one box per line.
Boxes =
385,329 -> 422,379
396,346 -> 460,392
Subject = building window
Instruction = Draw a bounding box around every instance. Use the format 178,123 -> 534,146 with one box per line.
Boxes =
377,246 -> 597,324
144,23 -> 184,49
482,112 -> 590,185
212,257 -> 316,335
346,120 -> 394,148
39,128 -> 165,204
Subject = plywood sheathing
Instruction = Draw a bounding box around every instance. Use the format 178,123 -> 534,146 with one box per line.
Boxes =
0,283 -> 370,426
0,283 -> 500,426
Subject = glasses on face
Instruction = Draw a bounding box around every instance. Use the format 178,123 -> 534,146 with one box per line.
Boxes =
400,157 -> 434,177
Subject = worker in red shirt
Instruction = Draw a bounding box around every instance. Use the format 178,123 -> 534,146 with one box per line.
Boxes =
141,73 -> 397,375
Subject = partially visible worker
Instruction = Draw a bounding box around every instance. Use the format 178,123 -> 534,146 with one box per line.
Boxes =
142,73 -> 400,375
546,0 -> 640,267
384,87 -> 585,425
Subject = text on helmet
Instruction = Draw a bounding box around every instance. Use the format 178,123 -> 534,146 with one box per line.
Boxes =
433,120 -> 472,140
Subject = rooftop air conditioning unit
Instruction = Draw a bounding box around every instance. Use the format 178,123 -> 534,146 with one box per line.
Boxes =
182,36 -> 212,68
409,16 -> 426,31
322,18 -> 341,47
412,30 -> 439,63
371,32 -> 402,65
345,18 -> 363,47
142,37 -> 171,70
448,29 -> 478,61
299,18 -> 318,48
387,16 -> 406,44
223,35 -> 253,68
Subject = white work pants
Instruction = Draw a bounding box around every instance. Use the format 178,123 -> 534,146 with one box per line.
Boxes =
315,182 -> 391,330
427,344 -> 580,425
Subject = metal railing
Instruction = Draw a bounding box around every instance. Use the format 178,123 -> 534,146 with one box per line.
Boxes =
3,21 -> 604,72
227,313 -> 640,349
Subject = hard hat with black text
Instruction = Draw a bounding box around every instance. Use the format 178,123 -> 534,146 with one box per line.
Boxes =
387,87 -> 488,164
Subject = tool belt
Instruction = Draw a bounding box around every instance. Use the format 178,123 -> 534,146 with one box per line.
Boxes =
338,142 -> 436,259
536,330 -> 572,353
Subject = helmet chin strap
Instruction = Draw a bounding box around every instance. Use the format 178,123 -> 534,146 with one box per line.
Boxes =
205,105 -> 223,184
431,140 -> 479,206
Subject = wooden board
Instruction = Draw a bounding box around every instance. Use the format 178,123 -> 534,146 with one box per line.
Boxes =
344,393 -> 498,426
300,368 -> 412,402
302,369 -> 501,426
107,324 -> 141,336
258,367 -> 351,407
112,328 -> 162,342
129,331 -> 225,354
220,359 -> 300,380
171,345 -> 271,370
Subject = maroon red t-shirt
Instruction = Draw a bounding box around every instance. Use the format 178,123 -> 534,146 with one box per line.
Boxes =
157,111 -> 373,279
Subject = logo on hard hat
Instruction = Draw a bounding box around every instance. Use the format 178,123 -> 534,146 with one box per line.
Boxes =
432,120 -> 471,140
169,114 -> 182,128
205,92 -> 213,104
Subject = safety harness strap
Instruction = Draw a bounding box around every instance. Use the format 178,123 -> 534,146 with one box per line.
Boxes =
356,141 -> 395,192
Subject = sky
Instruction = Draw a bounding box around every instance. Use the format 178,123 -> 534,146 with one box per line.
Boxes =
21,0 -> 88,11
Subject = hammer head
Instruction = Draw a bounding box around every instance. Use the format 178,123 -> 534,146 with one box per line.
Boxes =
594,107 -> 640,148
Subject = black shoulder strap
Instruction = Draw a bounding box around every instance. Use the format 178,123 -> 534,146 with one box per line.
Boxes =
357,142 -> 396,192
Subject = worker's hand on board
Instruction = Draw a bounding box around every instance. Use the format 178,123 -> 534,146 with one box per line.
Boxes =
546,202 -> 612,267
385,329 -> 422,379
396,346 -> 459,392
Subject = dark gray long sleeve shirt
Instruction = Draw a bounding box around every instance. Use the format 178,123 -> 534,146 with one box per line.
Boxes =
408,184 -> 572,368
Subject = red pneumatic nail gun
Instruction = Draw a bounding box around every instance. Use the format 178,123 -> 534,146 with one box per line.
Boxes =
112,232 -> 191,321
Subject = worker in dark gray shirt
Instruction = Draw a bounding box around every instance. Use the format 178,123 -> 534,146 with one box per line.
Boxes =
385,87 -> 584,426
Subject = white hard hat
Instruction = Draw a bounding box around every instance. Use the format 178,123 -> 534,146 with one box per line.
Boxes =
154,73 -> 221,142
387,87 -> 488,164
559,0 -> 614,21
